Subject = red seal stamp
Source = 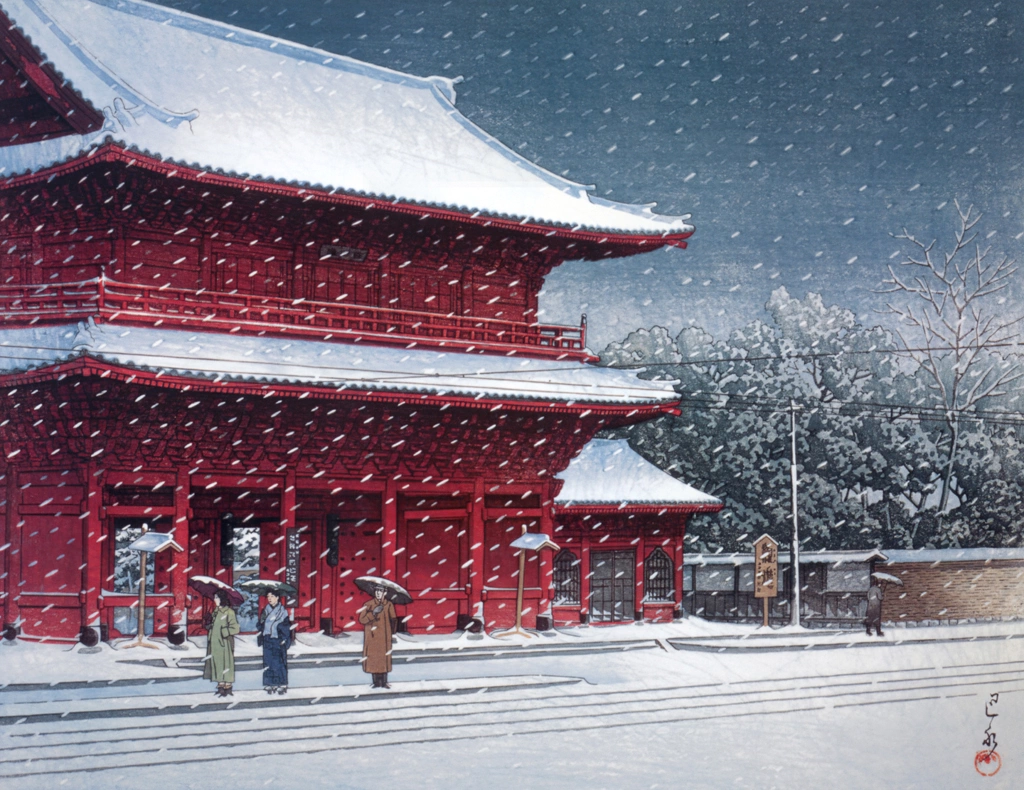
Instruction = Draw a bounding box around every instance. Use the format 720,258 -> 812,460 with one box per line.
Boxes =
975,750 -> 1001,777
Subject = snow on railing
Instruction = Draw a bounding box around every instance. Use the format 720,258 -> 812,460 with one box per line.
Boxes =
0,279 -> 593,360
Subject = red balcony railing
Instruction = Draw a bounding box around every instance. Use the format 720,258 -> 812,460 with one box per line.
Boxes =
0,278 -> 594,361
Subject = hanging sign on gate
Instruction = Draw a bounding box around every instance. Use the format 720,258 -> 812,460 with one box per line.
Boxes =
285,527 -> 302,603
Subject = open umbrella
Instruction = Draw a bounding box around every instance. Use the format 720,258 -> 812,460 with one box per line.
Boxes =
236,579 -> 297,597
354,576 -> 413,606
188,575 -> 245,607
871,571 -> 904,586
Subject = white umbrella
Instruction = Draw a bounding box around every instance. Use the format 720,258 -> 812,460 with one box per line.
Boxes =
871,571 -> 904,586
355,576 -> 413,605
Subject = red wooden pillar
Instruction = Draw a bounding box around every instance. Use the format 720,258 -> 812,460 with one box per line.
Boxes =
292,243 -> 309,300
379,259 -> 395,307
110,227 -> 126,280
580,535 -> 591,623
281,470 -> 297,531
538,485 -> 554,621
467,478 -> 485,622
257,477 -> 285,626
29,234 -> 42,284
674,526 -> 685,613
199,236 -> 214,290
635,534 -> 646,620
2,466 -> 18,630
169,466 -> 190,638
382,478 -> 398,580
81,464 -> 103,633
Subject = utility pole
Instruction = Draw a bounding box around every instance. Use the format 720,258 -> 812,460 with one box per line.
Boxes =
789,400 -> 801,628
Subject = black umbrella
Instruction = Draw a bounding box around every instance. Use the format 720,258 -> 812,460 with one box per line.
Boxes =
354,575 -> 413,605
188,575 -> 245,607
236,579 -> 298,597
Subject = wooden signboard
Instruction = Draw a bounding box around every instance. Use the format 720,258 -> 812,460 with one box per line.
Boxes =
754,534 -> 779,627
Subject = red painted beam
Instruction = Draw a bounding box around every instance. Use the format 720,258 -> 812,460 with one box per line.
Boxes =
0,357 -> 675,418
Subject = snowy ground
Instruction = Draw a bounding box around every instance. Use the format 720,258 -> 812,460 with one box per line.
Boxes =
0,620 -> 1021,789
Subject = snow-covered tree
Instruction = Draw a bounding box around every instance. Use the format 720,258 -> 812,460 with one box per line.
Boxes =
879,201 -> 1024,515
602,285 -> 1024,552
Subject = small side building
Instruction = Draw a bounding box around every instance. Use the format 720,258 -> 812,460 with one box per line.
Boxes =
551,439 -> 722,626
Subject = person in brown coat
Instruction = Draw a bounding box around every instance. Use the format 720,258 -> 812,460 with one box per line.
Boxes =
358,585 -> 397,688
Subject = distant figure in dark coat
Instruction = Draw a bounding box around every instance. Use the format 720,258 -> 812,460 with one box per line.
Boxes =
258,591 -> 292,695
359,585 -> 397,688
865,583 -> 884,636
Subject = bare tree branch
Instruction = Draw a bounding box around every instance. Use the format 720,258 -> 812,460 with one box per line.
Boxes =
875,201 -> 1023,520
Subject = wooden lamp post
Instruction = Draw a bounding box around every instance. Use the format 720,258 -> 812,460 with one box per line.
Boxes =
120,524 -> 184,650
493,526 -> 559,639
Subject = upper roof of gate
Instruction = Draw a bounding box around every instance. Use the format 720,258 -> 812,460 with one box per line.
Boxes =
0,0 -> 693,241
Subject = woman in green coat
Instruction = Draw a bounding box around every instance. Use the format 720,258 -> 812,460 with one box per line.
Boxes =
204,591 -> 241,697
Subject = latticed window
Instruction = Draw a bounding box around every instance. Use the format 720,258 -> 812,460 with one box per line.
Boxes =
553,550 -> 581,605
644,548 -> 674,602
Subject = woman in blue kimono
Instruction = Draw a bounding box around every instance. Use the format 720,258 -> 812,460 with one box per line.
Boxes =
258,590 -> 291,694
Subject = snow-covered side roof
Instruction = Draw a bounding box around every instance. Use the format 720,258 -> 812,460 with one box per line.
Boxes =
686,549 -> 888,566
0,323 -> 678,405
555,438 -> 720,508
884,548 -> 1024,564
0,0 -> 692,237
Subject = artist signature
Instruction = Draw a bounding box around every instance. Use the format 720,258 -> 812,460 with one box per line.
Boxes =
974,693 -> 1001,777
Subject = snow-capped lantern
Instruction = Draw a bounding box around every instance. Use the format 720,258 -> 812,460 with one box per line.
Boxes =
120,526 -> 184,650
493,529 -> 560,639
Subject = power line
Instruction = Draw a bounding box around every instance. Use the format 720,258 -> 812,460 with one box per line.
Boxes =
674,397 -> 1024,428
603,341 -> 1024,369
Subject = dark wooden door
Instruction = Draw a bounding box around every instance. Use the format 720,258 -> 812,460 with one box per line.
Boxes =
327,515 -> 382,635
590,550 -> 635,622
321,494 -> 383,636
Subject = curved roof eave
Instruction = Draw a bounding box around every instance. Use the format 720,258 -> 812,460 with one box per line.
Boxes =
0,140 -> 694,246
0,0 -> 695,241
0,356 -> 678,415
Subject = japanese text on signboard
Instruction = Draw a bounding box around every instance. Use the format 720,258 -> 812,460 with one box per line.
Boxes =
754,536 -> 778,599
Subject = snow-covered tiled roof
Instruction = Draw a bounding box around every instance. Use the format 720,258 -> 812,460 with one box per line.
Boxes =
686,549 -> 888,565
555,438 -> 720,508
0,323 -> 678,405
0,0 -> 692,237
883,548 -> 1024,564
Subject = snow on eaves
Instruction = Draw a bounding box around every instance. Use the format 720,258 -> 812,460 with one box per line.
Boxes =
0,323 -> 679,406
555,438 -> 720,507
687,549 -> 889,566
0,0 -> 693,237
883,548 -> 1024,564
688,547 -> 1024,566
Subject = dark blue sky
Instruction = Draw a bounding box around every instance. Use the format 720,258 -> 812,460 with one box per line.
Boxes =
159,0 -> 1024,347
